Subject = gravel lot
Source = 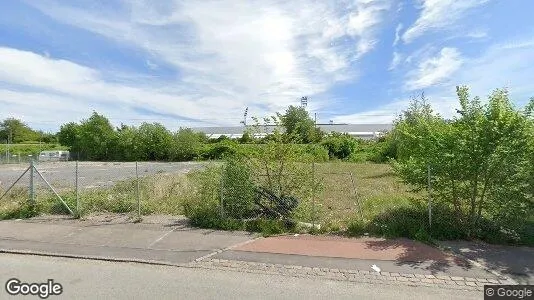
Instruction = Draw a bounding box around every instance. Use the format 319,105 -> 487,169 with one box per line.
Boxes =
0,161 -> 206,190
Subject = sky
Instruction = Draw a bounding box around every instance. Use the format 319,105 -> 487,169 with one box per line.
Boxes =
1,0 -> 533,132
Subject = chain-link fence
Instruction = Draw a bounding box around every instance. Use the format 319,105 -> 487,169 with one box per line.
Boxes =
1,159 -> 433,234
217,161 -> 369,231
0,153 -> 39,165
0,161 -> 203,220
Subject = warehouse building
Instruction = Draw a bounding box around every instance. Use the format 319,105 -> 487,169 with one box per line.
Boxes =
191,124 -> 393,140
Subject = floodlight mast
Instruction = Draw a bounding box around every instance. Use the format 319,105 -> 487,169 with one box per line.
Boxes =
240,107 -> 249,126
300,96 -> 308,108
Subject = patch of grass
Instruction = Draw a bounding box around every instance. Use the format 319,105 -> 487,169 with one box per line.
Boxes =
313,162 -> 414,227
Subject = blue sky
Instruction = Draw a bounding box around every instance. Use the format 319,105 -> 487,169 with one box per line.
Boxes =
1,0 -> 533,132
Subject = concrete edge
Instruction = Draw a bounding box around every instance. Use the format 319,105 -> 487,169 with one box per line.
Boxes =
436,244 -> 519,285
0,248 -> 188,268
192,258 -> 510,291
1,247 -> 509,292
194,236 -> 264,262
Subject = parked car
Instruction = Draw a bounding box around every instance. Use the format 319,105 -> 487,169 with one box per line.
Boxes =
38,151 -> 70,162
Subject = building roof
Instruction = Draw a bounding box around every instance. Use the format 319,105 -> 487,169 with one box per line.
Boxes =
191,124 -> 393,138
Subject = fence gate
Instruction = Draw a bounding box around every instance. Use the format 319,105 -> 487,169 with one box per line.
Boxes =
0,161 -> 74,216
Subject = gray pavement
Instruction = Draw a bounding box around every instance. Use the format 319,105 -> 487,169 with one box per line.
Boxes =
440,240 -> 534,285
0,161 -> 206,190
215,250 -> 497,279
0,218 -> 525,292
0,219 -> 253,265
0,254 -> 481,300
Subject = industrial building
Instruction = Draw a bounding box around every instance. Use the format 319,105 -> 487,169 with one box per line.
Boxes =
191,124 -> 393,140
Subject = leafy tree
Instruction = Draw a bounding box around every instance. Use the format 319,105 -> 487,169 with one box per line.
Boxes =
57,122 -> 82,158
171,128 -> 206,161
0,118 -> 40,143
113,124 -> 141,161
394,87 -> 534,237
58,112 -> 116,160
278,105 -> 323,143
137,123 -> 174,161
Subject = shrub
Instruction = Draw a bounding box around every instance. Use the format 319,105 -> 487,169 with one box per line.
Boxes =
221,157 -> 256,219
201,141 -> 238,160
181,166 -> 222,227
394,87 -> 534,237
321,133 -> 357,159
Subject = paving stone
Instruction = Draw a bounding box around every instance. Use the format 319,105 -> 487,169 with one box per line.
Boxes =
436,275 -> 451,280
415,274 -> 427,279
451,277 -> 464,281
465,278 -> 477,282
465,282 -> 477,287
432,279 -> 445,284
390,273 -> 400,277
421,279 -> 434,284
425,275 -> 436,279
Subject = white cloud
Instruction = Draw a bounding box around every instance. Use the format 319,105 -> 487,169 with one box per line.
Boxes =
389,51 -> 402,70
337,36 -> 534,124
402,0 -> 489,43
393,23 -> 403,46
405,47 -> 463,90
15,0 -> 392,128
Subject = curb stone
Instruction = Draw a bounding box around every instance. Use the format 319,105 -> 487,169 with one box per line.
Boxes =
191,258 -> 516,292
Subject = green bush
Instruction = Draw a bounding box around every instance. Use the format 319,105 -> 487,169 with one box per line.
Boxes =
181,166 -> 222,226
321,133 -> 357,159
221,157 -> 256,219
201,141 -> 238,160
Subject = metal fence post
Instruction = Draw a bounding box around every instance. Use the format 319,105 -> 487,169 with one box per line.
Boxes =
350,172 -> 364,221
75,160 -> 80,217
219,166 -> 225,219
136,161 -> 140,219
427,165 -> 432,231
29,160 -> 35,206
311,161 -> 316,231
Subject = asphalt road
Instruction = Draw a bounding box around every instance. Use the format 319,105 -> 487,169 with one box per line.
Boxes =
0,254 -> 481,300
0,161 -> 205,190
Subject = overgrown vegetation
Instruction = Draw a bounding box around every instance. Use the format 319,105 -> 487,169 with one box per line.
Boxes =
2,87 -> 532,245
387,87 -> 534,244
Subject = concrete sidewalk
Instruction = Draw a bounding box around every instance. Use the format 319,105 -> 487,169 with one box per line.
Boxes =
0,216 -> 254,265
0,216 -> 515,291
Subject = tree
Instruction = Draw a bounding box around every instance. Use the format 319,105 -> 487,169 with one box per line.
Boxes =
137,123 -> 174,161
171,128 -> 206,161
278,106 -> 323,143
113,124 -> 141,161
394,87 -> 534,237
0,118 -> 40,143
59,112 -> 117,160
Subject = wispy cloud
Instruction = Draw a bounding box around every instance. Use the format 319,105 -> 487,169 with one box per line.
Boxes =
393,23 -> 403,46
402,0 -> 489,43
389,51 -> 402,70
405,47 -> 463,90
17,0 -> 392,124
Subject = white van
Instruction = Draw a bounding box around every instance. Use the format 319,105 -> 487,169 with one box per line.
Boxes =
39,151 -> 70,162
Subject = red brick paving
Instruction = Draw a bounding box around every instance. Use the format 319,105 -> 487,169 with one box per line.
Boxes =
235,235 -> 466,264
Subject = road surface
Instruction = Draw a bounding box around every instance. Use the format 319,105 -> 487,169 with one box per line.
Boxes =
0,254 -> 480,300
